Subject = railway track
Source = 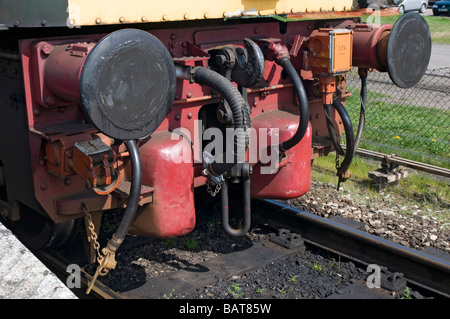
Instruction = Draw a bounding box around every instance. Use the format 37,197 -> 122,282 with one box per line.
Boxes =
33,197 -> 450,301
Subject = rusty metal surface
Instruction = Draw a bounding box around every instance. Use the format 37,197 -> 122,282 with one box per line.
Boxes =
127,132 -> 196,238
250,111 -> 312,199
0,53 -> 43,218
283,7 -> 400,21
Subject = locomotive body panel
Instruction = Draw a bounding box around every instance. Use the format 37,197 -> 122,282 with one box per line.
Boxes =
0,0 -> 432,284
1,0 -> 355,27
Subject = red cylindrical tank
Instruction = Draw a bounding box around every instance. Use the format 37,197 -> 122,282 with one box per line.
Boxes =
43,42 -> 95,103
128,131 -> 196,238
352,24 -> 392,71
250,110 -> 312,199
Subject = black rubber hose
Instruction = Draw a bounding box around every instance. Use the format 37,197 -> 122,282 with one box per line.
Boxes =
324,73 -> 366,159
107,139 -> 142,252
354,74 -> 367,155
332,99 -> 355,176
323,103 -> 345,156
175,64 -> 250,175
278,57 -> 309,152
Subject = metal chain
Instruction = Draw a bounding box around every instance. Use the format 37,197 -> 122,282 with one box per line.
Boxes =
84,204 -> 116,294
206,182 -> 222,197
83,205 -> 104,266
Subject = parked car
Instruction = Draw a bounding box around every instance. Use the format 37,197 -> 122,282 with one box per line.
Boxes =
432,1 -> 450,15
398,0 -> 429,13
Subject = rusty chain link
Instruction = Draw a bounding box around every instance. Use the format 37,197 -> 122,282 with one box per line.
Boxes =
206,182 -> 222,197
83,204 -> 116,294
83,205 -> 103,265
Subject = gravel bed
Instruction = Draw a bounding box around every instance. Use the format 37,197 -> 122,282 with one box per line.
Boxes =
289,180 -> 450,253
77,178 -> 448,299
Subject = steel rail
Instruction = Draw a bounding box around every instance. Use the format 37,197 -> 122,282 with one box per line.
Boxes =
342,146 -> 450,178
35,249 -> 126,299
33,198 -> 450,299
252,199 -> 450,298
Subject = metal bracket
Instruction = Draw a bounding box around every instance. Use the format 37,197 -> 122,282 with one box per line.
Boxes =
270,229 -> 305,250
380,268 -> 407,292
369,154 -> 408,189
72,139 -> 120,194
380,154 -> 400,174
220,162 -> 251,237
216,38 -> 265,88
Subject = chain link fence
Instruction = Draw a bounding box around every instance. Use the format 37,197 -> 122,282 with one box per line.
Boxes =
344,67 -> 450,170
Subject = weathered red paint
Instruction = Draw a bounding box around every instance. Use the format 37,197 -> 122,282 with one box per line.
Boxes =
352,23 -> 392,71
250,110 -> 312,199
18,17 -> 352,232
128,131 -> 196,238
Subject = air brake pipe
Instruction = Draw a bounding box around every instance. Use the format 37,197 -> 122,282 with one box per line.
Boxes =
86,139 -> 142,294
354,69 -> 368,154
106,139 -> 142,252
323,103 -> 345,156
256,41 -> 309,152
176,64 -> 252,237
175,64 -> 251,175
278,57 -> 310,152
331,98 -> 355,177
324,69 -> 366,160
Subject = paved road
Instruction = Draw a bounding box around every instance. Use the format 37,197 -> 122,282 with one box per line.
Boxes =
429,43 -> 450,69
424,8 -> 434,16
423,9 -> 450,69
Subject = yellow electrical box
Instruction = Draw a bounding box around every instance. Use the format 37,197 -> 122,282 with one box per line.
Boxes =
308,28 -> 353,76
330,29 -> 353,74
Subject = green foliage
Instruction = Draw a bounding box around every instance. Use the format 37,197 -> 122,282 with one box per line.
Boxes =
313,262 -> 323,271
162,237 -> 177,247
398,286 -> 413,299
183,237 -> 199,251
228,282 -> 245,299
344,85 -> 449,168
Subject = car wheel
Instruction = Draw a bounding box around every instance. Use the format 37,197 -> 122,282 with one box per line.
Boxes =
420,3 -> 426,13
399,5 -> 405,13
433,11 -> 439,16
